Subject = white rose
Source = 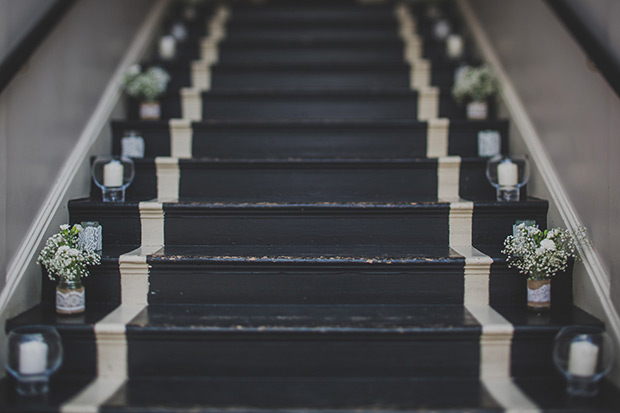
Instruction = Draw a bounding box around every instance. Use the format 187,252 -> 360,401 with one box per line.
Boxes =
540,239 -> 556,251
60,224 -> 69,230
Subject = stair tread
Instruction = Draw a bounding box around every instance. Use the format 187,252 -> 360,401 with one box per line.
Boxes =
71,198 -> 546,208
148,244 -> 457,262
7,304 -> 600,340
100,376 -> 620,412
114,118 -> 509,126
101,376 -> 502,412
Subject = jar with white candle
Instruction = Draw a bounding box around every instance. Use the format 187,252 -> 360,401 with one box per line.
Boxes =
446,34 -> 464,60
553,327 -> 614,397
485,155 -> 530,202
91,156 -> 135,202
159,35 -> 176,60
5,326 -> 63,396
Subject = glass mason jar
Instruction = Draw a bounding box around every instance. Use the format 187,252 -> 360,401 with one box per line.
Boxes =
56,278 -> 85,315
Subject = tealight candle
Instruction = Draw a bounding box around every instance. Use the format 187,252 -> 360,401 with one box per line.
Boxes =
446,34 -> 464,59
103,159 -> 124,187
497,159 -> 518,187
19,340 -> 48,375
568,338 -> 599,377
159,35 -> 176,60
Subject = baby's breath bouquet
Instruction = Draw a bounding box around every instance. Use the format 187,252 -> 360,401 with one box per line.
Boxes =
452,64 -> 498,104
122,65 -> 170,102
502,224 -> 587,281
37,224 -> 101,281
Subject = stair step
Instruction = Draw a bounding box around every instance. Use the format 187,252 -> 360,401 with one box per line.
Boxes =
217,39 -> 406,64
231,4 -> 395,22
162,61 -> 462,90
100,377 -> 500,412
39,244 -> 571,308
111,157 -> 498,203
111,119 -> 509,159
68,199 -> 548,250
6,304 -> 601,379
144,89 -> 465,121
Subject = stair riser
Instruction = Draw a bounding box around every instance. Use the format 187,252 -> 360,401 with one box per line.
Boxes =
127,333 -> 481,378
111,121 -> 510,159
41,261 -> 121,305
149,93 -> 463,121
157,65 -> 460,90
231,8 -> 394,21
41,259 -> 565,307
218,45 -> 405,64
225,29 -> 399,41
148,262 -> 465,305
100,160 -> 498,203
68,202 -> 547,249
212,69 -> 410,90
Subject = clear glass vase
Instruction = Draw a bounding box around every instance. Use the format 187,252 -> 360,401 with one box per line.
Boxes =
56,278 -> 85,315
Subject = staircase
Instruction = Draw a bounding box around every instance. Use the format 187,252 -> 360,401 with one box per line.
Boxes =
3,0 -> 620,411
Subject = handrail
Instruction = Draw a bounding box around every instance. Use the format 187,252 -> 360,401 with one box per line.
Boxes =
545,0 -> 620,99
0,0 -> 77,95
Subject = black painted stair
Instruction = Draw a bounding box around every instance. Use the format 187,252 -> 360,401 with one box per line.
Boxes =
111,119 -> 509,159
5,0 -> 620,411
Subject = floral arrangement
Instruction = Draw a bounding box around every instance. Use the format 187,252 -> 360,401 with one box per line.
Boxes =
452,64 -> 498,104
122,65 -> 170,102
37,224 -> 100,281
502,224 -> 588,281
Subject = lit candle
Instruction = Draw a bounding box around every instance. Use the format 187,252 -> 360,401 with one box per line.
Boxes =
568,338 -> 599,376
159,35 -> 176,60
446,34 -> 464,59
103,160 -> 124,187
497,159 -> 518,187
19,340 -> 48,375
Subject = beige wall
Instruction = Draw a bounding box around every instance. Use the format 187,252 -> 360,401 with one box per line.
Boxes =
466,0 -> 620,315
0,0 -> 152,292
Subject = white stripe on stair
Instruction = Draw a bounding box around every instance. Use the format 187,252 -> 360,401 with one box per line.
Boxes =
426,118 -> 450,158
139,201 -> 164,246
155,157 -> 180,202
448,203 -> 539,410
410,59 -> 432,89
438,157 -> 461,202
61,377 -> 125,413
169,118 -> 193,158
418,87 -> 440,120
181,88 -> 203,121
191,60 -> 212,90
120,246 -> 160,305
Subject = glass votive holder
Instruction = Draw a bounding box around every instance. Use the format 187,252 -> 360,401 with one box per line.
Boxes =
91,156 -> 135,202
485,155 -> 530,201
120,130 -> 145,159
78,221 -> 102,254
553,326 -> 614,397
5,326 -> 63,396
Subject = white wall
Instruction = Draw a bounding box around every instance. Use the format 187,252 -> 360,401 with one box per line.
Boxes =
466,0 -> 620,323
0,0 -> 152,294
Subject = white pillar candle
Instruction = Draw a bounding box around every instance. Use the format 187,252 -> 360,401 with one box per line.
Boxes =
433,20 -> 451,41
19,340 -> 48,375
568,339 -> 599,376
497,159 -> 518,187
446,34 -> 464,59
159,35 -> 176,60
103,160 -> 124,187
